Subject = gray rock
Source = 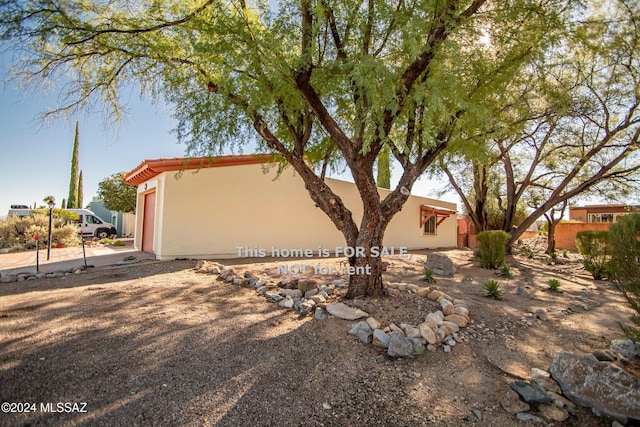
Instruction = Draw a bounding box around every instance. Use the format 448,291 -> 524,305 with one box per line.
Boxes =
442,344 -> 451,353
319,285 -> 333,295
516,413 -> 543,423
409,337 -> 425,355
534,308 -> 547,321
387,331 -> 415,358
510,381 -> 552,404
424,253 -> 457,276
348,321 -> 371,336
472,409 -> 482,421
610,339 -> 640,358
357,329 -> 373,344
550,352 -> 640,424
279,288 -> 303,298
375,355 -> 385,363
326,302 -> 368,320
304,289 -> 319,299
427,344 -> 437,352
264,291 -> 283,302
314,307 -> 326,320
373,329 -> 391,348
516,287 -> 529,297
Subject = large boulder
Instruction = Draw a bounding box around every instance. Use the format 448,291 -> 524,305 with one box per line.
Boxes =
424,253 -> 457,276
549,352 -> 640,424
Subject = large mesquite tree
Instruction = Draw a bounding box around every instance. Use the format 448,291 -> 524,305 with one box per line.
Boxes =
1,0 -> 571,297
431,0 -> 640,250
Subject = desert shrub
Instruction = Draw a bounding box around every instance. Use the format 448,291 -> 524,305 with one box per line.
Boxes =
0,214 -> 80,250
576,230 -> 610,280
424,268 -> 436,283
608,215 -> 640,343
476,230 -> 510,269
484,280 -> 502,300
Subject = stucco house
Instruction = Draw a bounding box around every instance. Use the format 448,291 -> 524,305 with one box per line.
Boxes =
123,154 -> 458,259
569,204 -> 640,223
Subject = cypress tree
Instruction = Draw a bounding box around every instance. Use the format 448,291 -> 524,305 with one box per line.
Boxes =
376,145 -> 391,189
67,121 -> 80,208
77,170 -> 83,208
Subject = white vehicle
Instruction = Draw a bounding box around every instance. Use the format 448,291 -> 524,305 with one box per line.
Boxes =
65,209 -> 118,239
7,207 -> 117,239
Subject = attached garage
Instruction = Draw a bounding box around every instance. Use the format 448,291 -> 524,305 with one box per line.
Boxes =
124,154 -> 457,260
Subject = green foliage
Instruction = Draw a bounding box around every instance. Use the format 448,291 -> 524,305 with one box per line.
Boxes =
0,214 -> 80,250
576,230 -> 610,280
97,172 -> 137,212
484,280 -> 502,300
547,279 -> 562,291
423,268 -> 436,283
608,215 -> 640,343
98,238 -> 126,246
496,264 -> 513,278
476,230 -> 510,269
67,122 -> 80,209
77,170 -> 84,209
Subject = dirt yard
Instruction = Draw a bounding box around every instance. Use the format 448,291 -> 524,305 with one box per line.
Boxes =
0,248 -> 636,426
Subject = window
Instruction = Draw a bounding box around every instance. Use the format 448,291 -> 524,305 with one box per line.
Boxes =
588,213 -> 614,223
423,216 -> 437,235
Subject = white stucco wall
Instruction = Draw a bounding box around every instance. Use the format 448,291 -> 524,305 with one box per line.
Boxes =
134,162 -> 457,259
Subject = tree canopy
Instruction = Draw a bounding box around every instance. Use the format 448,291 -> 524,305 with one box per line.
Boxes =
1,0 -> 578,296
97,172 -> 137,213
429,0 -> 640,247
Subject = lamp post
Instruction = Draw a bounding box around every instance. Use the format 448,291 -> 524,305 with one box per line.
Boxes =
47,200 -> 55,260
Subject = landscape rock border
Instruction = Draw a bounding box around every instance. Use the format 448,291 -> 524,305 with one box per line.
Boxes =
195,260 -> 472,358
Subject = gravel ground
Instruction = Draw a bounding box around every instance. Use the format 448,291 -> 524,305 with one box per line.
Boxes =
0,251 -> 636,426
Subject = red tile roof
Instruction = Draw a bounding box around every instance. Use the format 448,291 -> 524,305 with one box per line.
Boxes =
124,154 -> 274,186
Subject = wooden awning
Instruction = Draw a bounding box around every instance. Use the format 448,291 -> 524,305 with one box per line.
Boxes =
420,205 -> 456,227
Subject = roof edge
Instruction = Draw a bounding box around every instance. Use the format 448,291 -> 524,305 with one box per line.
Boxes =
124,154 -> 274,186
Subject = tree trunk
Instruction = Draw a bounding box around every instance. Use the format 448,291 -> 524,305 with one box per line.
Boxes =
473,163 -> 489,232
546,221 -> 556,255
345,227 -> 386,299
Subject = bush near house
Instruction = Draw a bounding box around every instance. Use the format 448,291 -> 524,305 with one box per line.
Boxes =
476,230 -> 510,269
575,230 -> 610,280
0,214 -> 80,250
608,214 -> 640,343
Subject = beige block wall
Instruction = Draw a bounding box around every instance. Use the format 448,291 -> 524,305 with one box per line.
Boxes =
135,163 -> 457,259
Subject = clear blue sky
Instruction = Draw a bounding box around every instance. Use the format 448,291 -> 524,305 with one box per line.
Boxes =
0,77 -> 187,217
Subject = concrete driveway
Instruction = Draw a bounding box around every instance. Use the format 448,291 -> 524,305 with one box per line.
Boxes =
0,240 -> 157,277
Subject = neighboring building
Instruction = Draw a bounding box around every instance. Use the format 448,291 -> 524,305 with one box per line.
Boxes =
123,154 -> 458,259
88,198 -> 136,238
569,204 -> 640,223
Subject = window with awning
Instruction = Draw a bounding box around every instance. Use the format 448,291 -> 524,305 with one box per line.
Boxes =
420,205 -> 456,235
